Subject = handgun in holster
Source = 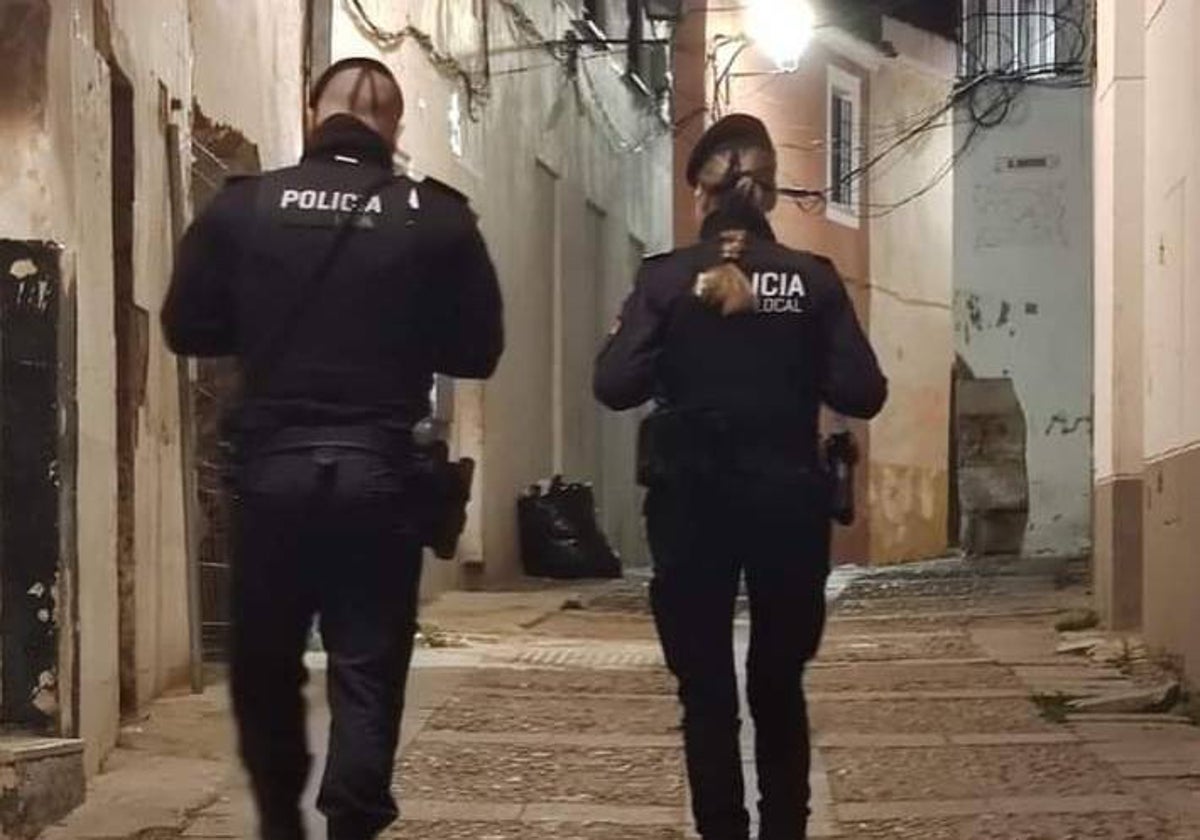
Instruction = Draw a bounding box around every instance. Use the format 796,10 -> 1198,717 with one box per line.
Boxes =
413,439 -> 475,560
823,431 -> 859,526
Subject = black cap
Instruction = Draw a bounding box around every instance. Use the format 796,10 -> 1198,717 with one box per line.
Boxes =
686,114 -> 774,187
309,57 -> 404,113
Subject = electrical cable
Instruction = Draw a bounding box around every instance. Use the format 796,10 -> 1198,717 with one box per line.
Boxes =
775,2 -> 1091,219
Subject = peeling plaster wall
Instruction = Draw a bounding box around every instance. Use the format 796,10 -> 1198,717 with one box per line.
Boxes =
103,0 -> 195,713
190,0 -> 306,168
1,0 -> 305,771
866,20 -> 955,564
0,0 -> 122,773
953,81 -> 1094,559
332,0 -> 672,585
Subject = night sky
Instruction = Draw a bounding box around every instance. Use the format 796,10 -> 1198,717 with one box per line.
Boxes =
886,0 -> 957,39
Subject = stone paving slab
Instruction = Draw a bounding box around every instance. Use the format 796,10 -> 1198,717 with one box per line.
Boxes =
805,662 -> 1022,693
837,810 -> 1171,839
40,755 -> 230,839
808,689 -> 1031,702
970,626 -> 1062,663
522,803 -> 685,823
419,730 -> 682,749
834,595 -> 1070,618
835,793 -> 1144,821
398,741 -> 685,807
826,605 -> 1062,628
455,686 -> 679,704
827,613 -> 972,630
427,690 -> 680,735
390,820 -> 686,839
824,744 -> 1129,802
1088,740 -> 1200,764
816,733 -> 1076,749
465,667 -> 676,696
1114,761 -> 1200,779
1070,713 -> 1197,726
527,611 -> 662,641
812,657 -> 993,669
399,800 -> 696,827
810,696 -> 1052,734
497,645 -> 665,670
818,636 -> 984,663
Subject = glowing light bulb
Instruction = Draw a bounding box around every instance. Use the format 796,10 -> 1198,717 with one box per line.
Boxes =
746,0 -> 815,71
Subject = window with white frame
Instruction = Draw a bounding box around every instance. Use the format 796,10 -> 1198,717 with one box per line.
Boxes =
826,65 -> 861,228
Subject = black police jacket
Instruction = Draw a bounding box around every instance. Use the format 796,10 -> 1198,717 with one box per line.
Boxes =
594,206 -> 887,458
162,116 -> 504,433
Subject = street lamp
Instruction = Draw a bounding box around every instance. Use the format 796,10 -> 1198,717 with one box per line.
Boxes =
745,0 -> 815,71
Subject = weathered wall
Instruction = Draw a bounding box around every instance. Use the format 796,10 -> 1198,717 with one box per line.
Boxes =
103,0 -> 195,713
0,0 -> 122,773
953,82 -> 1094,559
0,0 -> 306,771
189,0 -> 306,169
866,19 -> 954,564
1141,0 -> 1200,680
1092,0 -> 1144,629
332,0 -> 672,585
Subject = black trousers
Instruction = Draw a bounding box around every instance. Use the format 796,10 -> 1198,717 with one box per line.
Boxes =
646,475 -> 830,840
230,445 -> 424,840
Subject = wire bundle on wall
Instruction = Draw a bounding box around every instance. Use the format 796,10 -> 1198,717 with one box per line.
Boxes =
345,0 -> 491,114
344,0 -> 673,155
769,0 -> 1093,219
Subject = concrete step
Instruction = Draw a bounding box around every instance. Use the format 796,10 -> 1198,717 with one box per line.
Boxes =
0,736 -> 85,838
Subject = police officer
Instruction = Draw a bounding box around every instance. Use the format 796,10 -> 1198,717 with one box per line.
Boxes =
162,58 -> 503,840
594,114 -> 886,840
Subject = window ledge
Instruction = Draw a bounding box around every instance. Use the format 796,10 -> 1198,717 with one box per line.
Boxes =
826,203 -> 861,230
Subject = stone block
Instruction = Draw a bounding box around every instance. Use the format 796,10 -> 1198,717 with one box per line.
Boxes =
1068,683 -> 1181,714
0,738 -> 85,839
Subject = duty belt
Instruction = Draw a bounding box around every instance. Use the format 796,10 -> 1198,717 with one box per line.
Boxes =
251,425 -> 412,459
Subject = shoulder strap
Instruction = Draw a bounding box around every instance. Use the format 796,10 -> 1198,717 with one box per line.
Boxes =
245,172 -> 399,390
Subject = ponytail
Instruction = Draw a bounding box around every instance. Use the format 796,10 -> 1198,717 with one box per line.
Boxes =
694,229 -> 756,316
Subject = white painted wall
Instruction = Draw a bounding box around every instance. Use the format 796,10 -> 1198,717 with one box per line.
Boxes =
1140,0 -> 1200,683
866,19 -> 955,563
1093,0 -> 1144,483
332,0 -> 671,581
1143,0 -> 1200,460
953,82 -> 1094,558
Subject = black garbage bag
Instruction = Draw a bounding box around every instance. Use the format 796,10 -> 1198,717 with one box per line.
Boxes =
518,476 -> 622,579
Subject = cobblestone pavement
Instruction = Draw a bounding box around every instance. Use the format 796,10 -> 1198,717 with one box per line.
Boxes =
38,558 -> 1200,839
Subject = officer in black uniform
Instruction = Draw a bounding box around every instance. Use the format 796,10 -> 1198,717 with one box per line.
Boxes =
594,114 -> 886,840
162,58 -> 503,840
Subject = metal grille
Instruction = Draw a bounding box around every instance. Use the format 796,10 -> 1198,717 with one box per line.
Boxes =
829,91 -> 854,207
960,0 -> 1060,77
190,139 -> 243,661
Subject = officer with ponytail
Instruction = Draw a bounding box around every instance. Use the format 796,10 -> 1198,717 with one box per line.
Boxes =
594,114 -> 886,840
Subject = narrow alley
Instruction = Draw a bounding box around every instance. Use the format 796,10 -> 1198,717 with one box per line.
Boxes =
37,558 -> 1200,839
4,0 -> 1200,835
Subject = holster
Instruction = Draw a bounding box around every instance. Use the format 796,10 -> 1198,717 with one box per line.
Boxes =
221,421 -> 475,559
410,440 -> 475,560
822,431 -> 859,526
